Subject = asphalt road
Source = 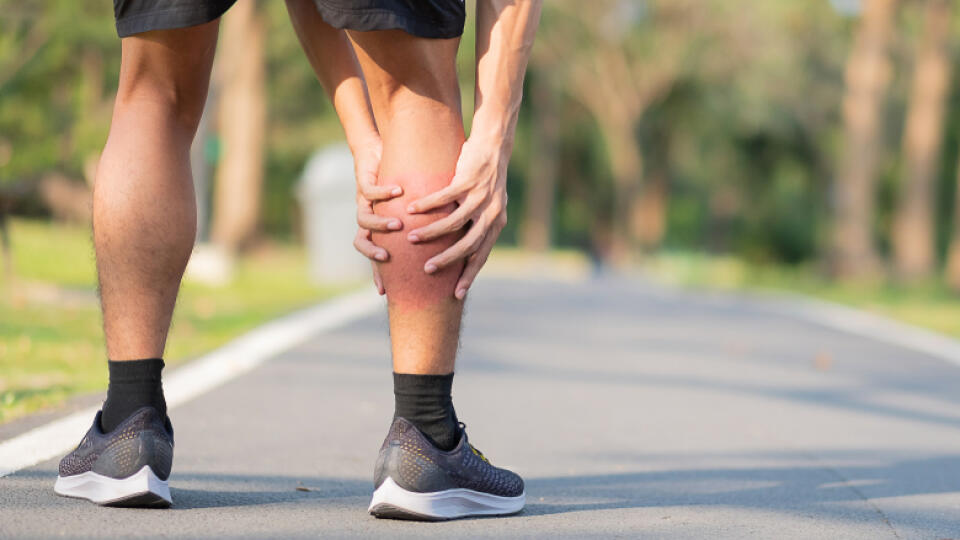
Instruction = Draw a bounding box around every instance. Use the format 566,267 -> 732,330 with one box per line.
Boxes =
2,277 -> 960,538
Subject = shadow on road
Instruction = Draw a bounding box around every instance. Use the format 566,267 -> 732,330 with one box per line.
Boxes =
6,451 -> 959,535
519,453 -> 960,534
464,355 -> 960,431
168,473 -> 370,510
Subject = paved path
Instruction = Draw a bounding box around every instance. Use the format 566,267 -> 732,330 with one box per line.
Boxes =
2,277 -> 960,538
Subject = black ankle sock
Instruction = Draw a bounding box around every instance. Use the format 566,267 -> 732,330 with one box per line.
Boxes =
393,372 -> 460,451
100,358 -> 167,433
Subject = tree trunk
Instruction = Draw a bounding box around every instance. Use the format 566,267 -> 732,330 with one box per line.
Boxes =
600,116 -> 643,266
632,164 -> 667,252
0,209 -> 11,288
828,0 -> 897,279
944,152 -> 960,290
892,0 -> 951,281
944,161 -> 960,292
210,0 -> 267,253
520,74 -> 559,253
947,164 -> 960,289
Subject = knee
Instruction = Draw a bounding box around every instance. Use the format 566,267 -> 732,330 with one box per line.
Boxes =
349,32 -> 461,117
115,73 -> 207,135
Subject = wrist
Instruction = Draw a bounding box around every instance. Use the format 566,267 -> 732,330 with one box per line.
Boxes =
469,108 -> 516,155
345,127 -> 380,155
334,99 -> 380,155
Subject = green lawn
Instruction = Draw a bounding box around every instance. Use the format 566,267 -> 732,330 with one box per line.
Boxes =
7,221 -> 959,426
0,219 -> 351,424
646,252 -> 960,339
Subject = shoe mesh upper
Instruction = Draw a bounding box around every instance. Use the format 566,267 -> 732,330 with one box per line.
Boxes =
377,418 -> 523,497
58,407 -> 173,480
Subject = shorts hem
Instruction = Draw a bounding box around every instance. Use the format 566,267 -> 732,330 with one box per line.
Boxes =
312,0 -> 464,39
115,2 -> 236,38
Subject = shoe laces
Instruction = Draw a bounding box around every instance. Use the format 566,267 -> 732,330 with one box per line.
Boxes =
459,422 -> 490,464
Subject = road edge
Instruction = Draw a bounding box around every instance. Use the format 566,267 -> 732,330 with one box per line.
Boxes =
646,272 -> 960,369
756,290 -> 960,368
0,287 -> 382,477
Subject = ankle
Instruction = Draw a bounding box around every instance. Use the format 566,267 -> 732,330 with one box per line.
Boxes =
100,358 -> 167,433
392,372 -> 460,451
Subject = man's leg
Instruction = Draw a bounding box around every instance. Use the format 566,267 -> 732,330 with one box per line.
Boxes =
93,22 -> 218,431
348,29 -> 466,373
351,29 -> 524,519
347,30 -> 466,451
96,23 -> 218,361
292,20 -> 524,521
54,22 -> 218,508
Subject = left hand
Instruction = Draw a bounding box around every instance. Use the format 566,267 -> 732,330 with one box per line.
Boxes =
350,134 -> 403,295
405,136 -> 509,300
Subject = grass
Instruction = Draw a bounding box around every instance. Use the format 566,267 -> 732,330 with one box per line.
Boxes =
7,218 -> 959,425
0,218 -> 351,424
645,252 -> 960,339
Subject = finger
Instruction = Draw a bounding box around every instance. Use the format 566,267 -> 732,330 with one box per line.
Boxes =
407,199 -> 480,242
359,182 -> 403,202
371,262 -> 385,295
423,218 -> 488,273
353,229 -> 388,262
407,183 -> 464,214
454,227 -> 498,300
357,209 -> 402,232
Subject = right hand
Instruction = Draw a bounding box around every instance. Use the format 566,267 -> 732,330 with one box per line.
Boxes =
351,134 -> 402,294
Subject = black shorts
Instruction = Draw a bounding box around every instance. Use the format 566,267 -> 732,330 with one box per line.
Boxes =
113,0 -> 466,39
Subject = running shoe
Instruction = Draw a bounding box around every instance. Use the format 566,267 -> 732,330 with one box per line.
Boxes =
369,417 -> 525,520
54,406 -> 173,507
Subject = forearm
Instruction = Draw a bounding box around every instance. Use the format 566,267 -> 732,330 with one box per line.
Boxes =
472,0 -> 543,149
399,1 -> 541,295
286,0 -> 378,151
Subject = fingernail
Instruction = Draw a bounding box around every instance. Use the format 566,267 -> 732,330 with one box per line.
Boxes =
391,187 -> 402,196
375,251 -> 387,261
408,233 -> 419,242
407,205 -> 416,213
424,263 -> 437,273
388,220 -> 402,230
455,288 -> 467,300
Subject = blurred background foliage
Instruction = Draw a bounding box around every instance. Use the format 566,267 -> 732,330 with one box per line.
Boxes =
4,0 -> 960,418
5,0 -> 960,280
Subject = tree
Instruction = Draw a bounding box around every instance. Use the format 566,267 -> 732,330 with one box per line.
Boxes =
947,158 -> 960,288
519,69 -> 559,253
537,1 -> 695,264
891,0 -> 952,281
0,1 -> 116,284
210,0 -> 267,253
829,0 -> 898,279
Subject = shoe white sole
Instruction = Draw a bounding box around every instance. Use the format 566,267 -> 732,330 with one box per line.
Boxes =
368,477 -> 525,520
54,465 -> 171,507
